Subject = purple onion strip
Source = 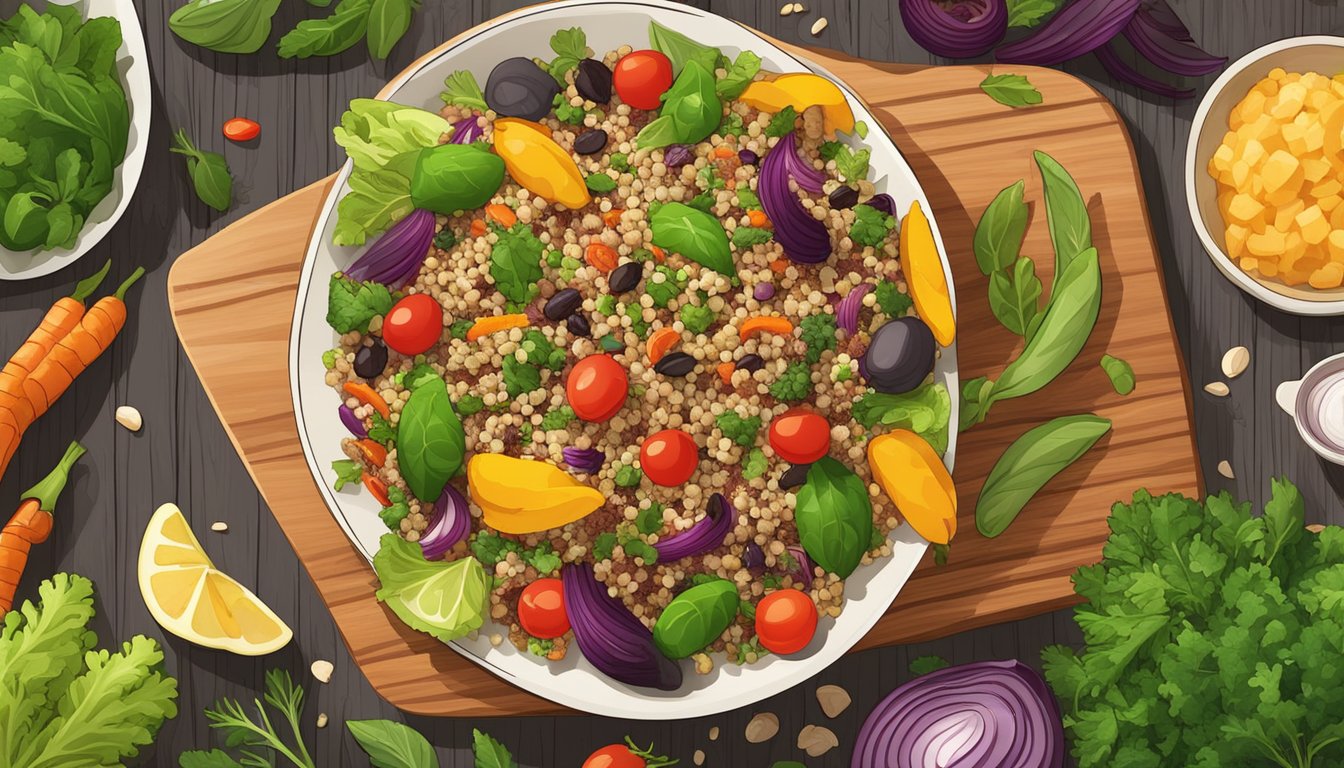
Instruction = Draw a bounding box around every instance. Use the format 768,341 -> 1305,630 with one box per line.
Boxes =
562,446 -> 605,474
344,207 -> 436,288
780,134 -> 826,194
562,563 -> 683,691
760,133 -> 830,264
837,282 -> 874,335
898,0 -> 1009,59
654,493 -> 734,562
787,545 -> 815,585
1094,41 -> 1196,99
1122,6 -> 1226,76
339,404 -> 367,438
866,193 -> 896,216
419,485 -> 471,560
995,0 -> 1141,65
450,119 -> 485,144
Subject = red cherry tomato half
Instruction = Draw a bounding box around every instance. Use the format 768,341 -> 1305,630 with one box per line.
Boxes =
754,589 -> 818,655
582,739 -> 675,768
640,429 -> 698,487
519,578 -> 569,639
613,50 -> 674,110
381,293 -> 443,356
222,117 -> 260,142
768,408 -> 831,464
567,355 -> 629,422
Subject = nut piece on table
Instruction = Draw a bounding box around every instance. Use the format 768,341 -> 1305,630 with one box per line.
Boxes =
115,405 -> 143,432
797,724 -> 840,757
810,17 -> 829,35
210,521 -> 229,533
815,684 -> 851,718
1221,346 -> 1250,379
316,713 -> 329,729
1204,381 -> 1230,397
745,711 -> 779,743
779,3 -> 793,15
1217,460 -> 1235,479
310,659 -> 334,684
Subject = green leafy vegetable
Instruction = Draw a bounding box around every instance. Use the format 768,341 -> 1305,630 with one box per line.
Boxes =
716,410 -> 762,447
348,719 -> 438,768
277,0 -> 376,59
608,152 -> 630,172
592,532 -> 618,561
585,172 -> 617,193
378,486 -> 410,530
650,202 -> 734,276
489,222 -> 545,305
450,319 -> 474,340
367,412 -> 398,445
851,382 -> 952,455
526,636 -> 554,657
397,377 -> 466,503
374,533 -> 489,643
820,140 -> 871,182
800,313 -> 837,364
718,111 -> 745,137
0,573 -> 177,768
326,273 -> 393,333
764,106 -> 798,138
635,61 -> 722,149
980,74 -> 1043,108
521,329 -> 565,371
653,579 -> 739,658
411,143 -> 506,214
769,361 -> 812,402
472,728 -> 517,768
440,69 -> 488,111
331,459 -> 363,491
1044,477 -> 1344,768
614,463 -> 642,488
179,669 -> 314,768
169,0 -> 282,54
1006,0 -> 1061,27
874,280 -> 913,317
647,19 -> 721,76
910,655 -> 951,676
731,226 -> 773,248
171,130 -> 232,212
976,415 -> 1110,537
502,357 -> 542,399
539,405 -> 575,431
635,502 -> 664,536
365,0 -> 416,59
545,27 -> 586,85
794,457 -> 874,578
735,184 -> 761,210
1100,354 -> 1135,395
741,448 -> 767,480
679,302 -> 715,335
716,50 -> 762,99
988,256 -> 1043,337
454,394 -> 484,417
850,203 -> 894,248
1035,150 -> 1092,285
973,180 -> 1029,276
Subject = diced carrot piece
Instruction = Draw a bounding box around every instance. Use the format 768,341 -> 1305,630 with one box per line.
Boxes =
362,472 -> 392,506
602,209 -> 623,228
470,218 -> 487,237
739,316 -> 794,341
714,145 -> 734,158
650,245 -> 666,263
646,328 -> 681,364
356,439 -> 388,468
342,381 -> 390,419
716,361 -> 735,385
585,243 -> 619,273
769,258 -> 788,274
466,314 -> 530,341
485,204 -> 516,228
747,210 -> 770,227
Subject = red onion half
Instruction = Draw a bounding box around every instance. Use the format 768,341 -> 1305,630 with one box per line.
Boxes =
562,563 -> 683,691
420,485 -> 471,559
345,207 -> 436,288
562,446 -> 605,474
1121,1 -> 1226,76
1093,41 -> 1195,99
852,660 -> 1065,768
654,492 -> 734,562
996,0 -> 1141,65
899,0 -> 1008,59
760,133 -> 831,264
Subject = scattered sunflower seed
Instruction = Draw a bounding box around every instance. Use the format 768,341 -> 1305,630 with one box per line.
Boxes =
745,711 -> 779,743
489,633 -> 504,646
1204,381 -> 1230,397
709,726 -> 720,741
1217,460 -> 1235,479
1221,346 -> 1250,379
316,713 -> 328,729
693,749 -> 705,766
797,724 -> 840,757
816,684 -> 851,718
1307,523 -> 1327,533
210,521 -> 229,533
115,405 -> 143,432
793,2 -> 807,11
310,659 -> 334,684
780,3 -> 794,15
810,17 -> 829,35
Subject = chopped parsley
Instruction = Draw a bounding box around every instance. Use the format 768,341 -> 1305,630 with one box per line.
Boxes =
522,329 -> 566,371
875,280 -> 914,317
378,486 -> 410,530
489,222 -> 545,305
850,203 -> 895,249
327,274 -> 393,334
799,313 -> 838,364
502,356 -> 542,398
716,411 -> 762,447
595,294 -> 616,316
322,349 -> 340,369
585,172 -> 617,193
614,463 -> 642,488
433,228 -> 458,250
765,106 -> 798,138
735,185 -> 761,210
741,448 -> 767,480
527,637 -> 555,657
679,303 -> 715,335
331,459 -> 363,491
440,69 -> 488,111
367,412 -> 397,445
455,394 -> 485,416
646,265 -> 687,308
449,319 -> 474,339
820,140 -> 871,182
592,532 -> 618,561
769,361 -> 812,402
609,152 -> 630,172
718,112 -> 745,137
731,226 -> 772,248
539,405 -> 575,431
635,502 -> 664,535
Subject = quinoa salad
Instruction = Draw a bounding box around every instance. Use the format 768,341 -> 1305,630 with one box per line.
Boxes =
321,21 -> 958,692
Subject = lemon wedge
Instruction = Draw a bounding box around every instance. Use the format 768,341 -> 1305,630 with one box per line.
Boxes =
137,503 -> 292,655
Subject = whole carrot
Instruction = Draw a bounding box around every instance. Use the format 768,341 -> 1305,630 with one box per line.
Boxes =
0,260 -> 111,402
0,440 -> 84,617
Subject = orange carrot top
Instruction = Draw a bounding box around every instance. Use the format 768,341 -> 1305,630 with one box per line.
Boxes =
21,440 -> 85,514
0,440 -> 84,616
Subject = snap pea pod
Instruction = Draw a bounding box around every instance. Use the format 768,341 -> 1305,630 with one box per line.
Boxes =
976,415 -> 1111,538
652,578 -> 739,659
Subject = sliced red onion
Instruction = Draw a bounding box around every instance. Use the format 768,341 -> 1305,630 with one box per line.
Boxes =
837,282 -> 874,335
996,0 -> 1141,65
786,545 -> 815,584
743,541 -> 765,571
779,133 -> 825,194
898,0 -> 1008,59
420,485 -> 471,559
654,492 -> 734,562
344,208 -> 436,288
866,193 -> 896,216
1122,4 -> 1225,76
562,446 -> 605,474
450,119 -> 485,144
339,404 -> 367,438
1094,41 -> 1195,99
562,563 -> 683,691
760,133 -> 830,264
665,144 -> 694,168
851,660 -> 1065,768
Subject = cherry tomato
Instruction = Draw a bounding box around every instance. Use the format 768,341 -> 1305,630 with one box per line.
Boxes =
613,50 -> 674,110
640,429 -> 698,487
518,578 -> 569,639
754,589 -> 818,655
582,738 -> 675,768
381,293 -> 443,356
768,408 -> 831,464
222,117 -> 260,142
567,355 -> 629,422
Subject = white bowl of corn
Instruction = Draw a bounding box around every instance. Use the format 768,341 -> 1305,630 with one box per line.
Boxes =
1187,36 -> 1344,315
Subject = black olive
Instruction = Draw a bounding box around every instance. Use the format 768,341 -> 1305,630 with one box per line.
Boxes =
828,185 -> 860,210
779,463 -> 810,489
654,352 -> 697,377
735,353 -> 765,373
864,316 -> 936,395
485,57 -> 560,121
567,313 -> 592,337
544,287 -> 583,320
743,541 -> 766,571
574,58 -> 613,103
574,129 -> 608,156
608,262 -> 642,293
353,341 -> 388,379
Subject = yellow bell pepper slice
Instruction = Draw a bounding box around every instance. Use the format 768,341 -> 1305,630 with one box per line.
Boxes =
493,118 -> 592,210
738,74 -> 855,137
467,454 -> 604,534
899,200 -> 956,347
867,430 -> 957,545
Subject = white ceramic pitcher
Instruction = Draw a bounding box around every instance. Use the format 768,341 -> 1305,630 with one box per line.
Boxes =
1277,352 -> 1344,466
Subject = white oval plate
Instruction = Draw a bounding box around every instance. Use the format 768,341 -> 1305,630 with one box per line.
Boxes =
289,0 -> 958,718
0,0 -> 151,281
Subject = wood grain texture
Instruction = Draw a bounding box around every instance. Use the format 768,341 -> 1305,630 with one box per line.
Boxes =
1,0 -> 1340,765
168,41 -> 1200,714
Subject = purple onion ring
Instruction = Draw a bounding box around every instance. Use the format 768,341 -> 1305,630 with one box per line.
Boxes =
654,493 -> 735,562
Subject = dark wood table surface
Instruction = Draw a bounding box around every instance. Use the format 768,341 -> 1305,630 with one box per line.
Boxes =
2,0 -> 1342,765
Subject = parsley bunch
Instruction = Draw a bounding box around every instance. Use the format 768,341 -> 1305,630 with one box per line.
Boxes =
1044,478 -> 1344,768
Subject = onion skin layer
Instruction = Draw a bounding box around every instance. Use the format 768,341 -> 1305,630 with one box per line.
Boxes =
899,0 -> 1008,59
996,0 -> 1141,65
562,563 -> 683,691
760,132 -> 831,264
344,207 -> 436,288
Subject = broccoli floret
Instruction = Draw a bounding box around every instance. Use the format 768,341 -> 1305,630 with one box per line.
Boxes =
716,411 -> 762,447
680,303 -> 716,335
539,405 -> 575,431
850,204 -> 895,248
799,313 -> 837,364
614,463 -> 642,488
769,361 -> 813,402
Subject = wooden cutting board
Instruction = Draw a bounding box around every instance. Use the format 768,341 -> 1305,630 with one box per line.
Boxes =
168,34 -> 1201,716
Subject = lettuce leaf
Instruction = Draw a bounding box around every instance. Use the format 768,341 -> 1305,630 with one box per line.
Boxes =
373,534 -> 490,644
332,99 -> 446,245
851,382 -> 951,454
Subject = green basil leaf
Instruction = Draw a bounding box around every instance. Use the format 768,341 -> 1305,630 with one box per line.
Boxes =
980,73 -> 1043,108
1100,354 -> 1135,395
277,0 -> 372,59
991,247 -> 1101,404
335,167 -> 413,246
366,0 -> 413,60
959,376 -> 995,432
398,378 -> 466,503
988,256 -> 1042,337
650,201 -> 734,276
170,129 -> 233,212
347,719 -> 438,768
2,192 -> 49,251
716,50 -> 762,100
973,179 -> 1028,276
169,0 -> 282,54
634,61 -> 721,149
851,382 -> 951,455
409,143 -> 505,214
1034,149 -> 1092,284
179,750 -> 246,768
1006,0 -> 1061,27
652,579 -> 739,658
976,415 -> 1110,537
585,172 -> 617,193
472,729 -> 517,768
647,19 -> 722,76
794,457 -> 873,578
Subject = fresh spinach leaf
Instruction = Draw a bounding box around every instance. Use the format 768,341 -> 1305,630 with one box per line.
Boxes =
585,172 -> 617,193
1035,150 -> 1092,284
472,729 -> 517,768
647,19 -> 721,76
980,74 -> 1043,108
652,578 -> 738,658
410,143 -> 505,214
169,0 -> 282,54
764,106 -> 798,138
1100,354 -> 1135,395
794,457 -> 874,578
488,222 -> 545,305
397,378 -> 466,503
502,356 -> 542,398
365,0 -> 414,60
170,130 -> 232,212
976,414 -> 1110,537
634,61 -> 722,149
348,719 -> 437,768
988,256 -> 1042,337
973,179 -> 1028,276
715,50 -> 761,99
277,0 -> 372,59
650,201 -> 734,276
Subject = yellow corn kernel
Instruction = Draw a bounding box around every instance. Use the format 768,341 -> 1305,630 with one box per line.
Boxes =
1276,199 -> 1306,231
1242,138 -> 1268,167
1261,150 -> 1302,191
1229,193 -> 1265,222
1272,82 -> 1308,119
1225,223 -> 1250,258
1211,144 -> 1235,172
1330,230 -> 1344,261
1298,205 -> 1331,244
1239,90 -> 1268,125
1320,195 -> 1342,213
1247,229 -> 1287,257
1310,262 -> 1344,289
1303,157 -> 1332,183
1314,178 -> 1343,199
1241,256 -> 1260,272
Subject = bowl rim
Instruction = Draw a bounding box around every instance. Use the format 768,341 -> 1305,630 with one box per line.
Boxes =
1184,34 -> 1344,316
